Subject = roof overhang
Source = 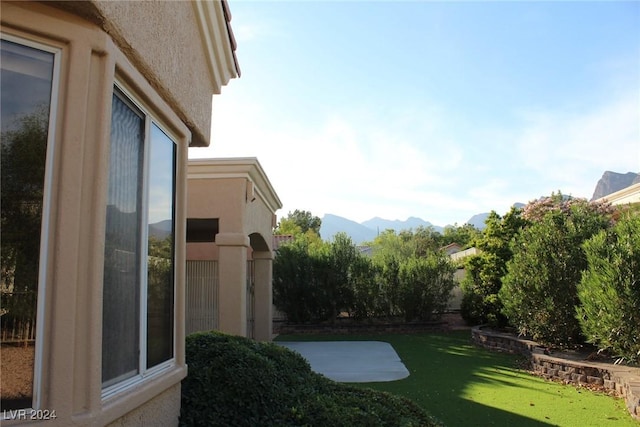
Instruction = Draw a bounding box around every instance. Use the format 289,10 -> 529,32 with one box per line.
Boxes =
192,0 -> 241,95
188,157 -> 283,214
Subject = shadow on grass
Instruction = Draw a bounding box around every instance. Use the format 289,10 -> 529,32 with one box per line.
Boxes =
361,332 -> 553,426
276,331 -> 632,426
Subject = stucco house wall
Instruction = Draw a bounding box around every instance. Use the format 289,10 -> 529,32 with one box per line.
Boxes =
186,158 -> 282,341
49,0 -> 238,147
0,1 -> 237,425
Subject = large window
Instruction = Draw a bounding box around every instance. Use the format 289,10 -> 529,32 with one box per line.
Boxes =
102,86 -> 176,392
0,36 -> 58,411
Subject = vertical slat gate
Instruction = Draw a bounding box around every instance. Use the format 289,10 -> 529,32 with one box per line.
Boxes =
185,260 -> 218,335
246,260 -> 255,339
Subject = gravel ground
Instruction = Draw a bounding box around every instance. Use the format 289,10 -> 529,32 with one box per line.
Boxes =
1,343 -> 34,401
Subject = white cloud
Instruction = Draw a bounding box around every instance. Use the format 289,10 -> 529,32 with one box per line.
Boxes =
515,92 -> 640,197
192,81 -> 639,227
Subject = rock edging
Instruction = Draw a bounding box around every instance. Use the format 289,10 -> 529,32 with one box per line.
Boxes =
471,326 -> 640,420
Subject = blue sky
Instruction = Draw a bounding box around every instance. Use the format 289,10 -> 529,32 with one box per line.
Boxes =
189,0 -> 640,227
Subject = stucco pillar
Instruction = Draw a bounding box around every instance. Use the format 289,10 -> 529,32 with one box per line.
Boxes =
216,233 -> 249,337
252,251 -> 273,341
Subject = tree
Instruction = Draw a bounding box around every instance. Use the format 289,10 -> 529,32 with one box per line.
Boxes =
442,223 -> 481,248
370,230 -> 414,261
275,210 -> 321,236
1,107 -> 49,343
576,214 -> 640,363
460,208 -> 525,326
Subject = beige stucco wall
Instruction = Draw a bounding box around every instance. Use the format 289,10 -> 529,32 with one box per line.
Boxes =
93,0 -> 216,147
189,177 -> 248,232
106,384 -> 181,427
449,269 -> 465,311
1,1 -> 236,425
187,158 -> 282,254
48,0 -> 238,146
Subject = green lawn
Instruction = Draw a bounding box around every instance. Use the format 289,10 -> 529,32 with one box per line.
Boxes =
276,331 -> 638,427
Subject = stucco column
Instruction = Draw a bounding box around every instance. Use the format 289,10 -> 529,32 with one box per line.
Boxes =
216,233 -> 250,337
252,251 -> 273,341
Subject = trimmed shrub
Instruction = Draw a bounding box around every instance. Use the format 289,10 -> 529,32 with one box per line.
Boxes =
577,214 -> 640,364
180,331 -> 441,427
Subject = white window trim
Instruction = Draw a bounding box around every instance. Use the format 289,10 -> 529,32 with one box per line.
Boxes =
0,32 -> 61,414
101,81 -> 178,400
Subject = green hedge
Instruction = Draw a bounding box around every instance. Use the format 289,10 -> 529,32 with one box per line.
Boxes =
180,331 -> 442,427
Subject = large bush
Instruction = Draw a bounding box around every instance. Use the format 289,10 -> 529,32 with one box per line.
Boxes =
180,331 -> 442,427
375,253 -> 403,318
274,224 -> 474,324
500,197 -> 613,347
398,254 -> 455,322
324,233 -> 358,319
273,234 -> 359,323
576,214 -> 640,364
349,255 -> 384,319
273,240 -> 330,323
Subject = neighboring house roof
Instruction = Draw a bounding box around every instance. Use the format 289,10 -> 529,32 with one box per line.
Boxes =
273,235 -> 295,251
221,0 -> 241,78
441,242 -> 462,255
450,247 -> 480,262
357,246 -> 373,257
193,0 -> 241,93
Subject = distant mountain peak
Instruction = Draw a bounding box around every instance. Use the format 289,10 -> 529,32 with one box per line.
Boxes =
591,171 -> 640,200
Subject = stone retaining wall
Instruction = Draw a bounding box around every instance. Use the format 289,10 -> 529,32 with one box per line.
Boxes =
472,326 -> 640,420
275,320 -> 447,335
274,312 -> 468,335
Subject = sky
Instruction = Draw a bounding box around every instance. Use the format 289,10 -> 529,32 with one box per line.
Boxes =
189,0 -> 640,227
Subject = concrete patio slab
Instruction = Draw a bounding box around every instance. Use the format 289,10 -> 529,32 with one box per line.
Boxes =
278,341 -> 409,383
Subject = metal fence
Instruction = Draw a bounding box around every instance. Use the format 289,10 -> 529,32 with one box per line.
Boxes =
185,260 -> 218,335
185,259 -> 256,338
1,290 -> 37,344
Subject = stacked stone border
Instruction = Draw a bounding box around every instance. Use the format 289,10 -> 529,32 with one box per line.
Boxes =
275,320 -> 447,335
472,326 -> 640,420
274,312 -> 469,335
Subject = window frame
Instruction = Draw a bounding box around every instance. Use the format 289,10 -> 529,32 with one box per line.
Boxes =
0,32 -> 61,413
101,80 -> 178,399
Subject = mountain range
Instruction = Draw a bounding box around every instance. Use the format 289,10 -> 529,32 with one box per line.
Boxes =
320,215 -> 446,245
320,212 -> 495,244
320,170 -> 639,244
